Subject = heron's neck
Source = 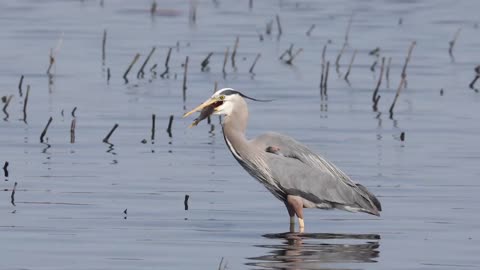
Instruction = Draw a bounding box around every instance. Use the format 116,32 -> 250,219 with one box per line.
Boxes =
222,99 -> 249,155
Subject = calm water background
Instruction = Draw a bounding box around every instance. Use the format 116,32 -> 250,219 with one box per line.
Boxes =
1,0 -> 480,269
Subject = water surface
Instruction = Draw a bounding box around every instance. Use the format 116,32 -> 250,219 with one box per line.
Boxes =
1,0 -> 480,269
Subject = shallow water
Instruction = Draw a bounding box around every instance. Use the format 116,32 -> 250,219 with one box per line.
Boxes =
1,0 -> 480,269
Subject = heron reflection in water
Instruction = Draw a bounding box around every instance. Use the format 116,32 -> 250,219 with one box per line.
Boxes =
247,232 -> 380,270
184,88 -> 381,232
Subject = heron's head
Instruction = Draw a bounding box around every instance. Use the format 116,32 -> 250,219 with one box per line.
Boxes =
183,88 -> 269,127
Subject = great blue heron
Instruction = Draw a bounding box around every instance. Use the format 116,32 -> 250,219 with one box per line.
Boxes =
184,88 -> 381,231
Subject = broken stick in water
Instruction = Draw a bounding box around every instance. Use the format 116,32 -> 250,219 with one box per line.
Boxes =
201,52 -> 213,72
335,13 -> 353,73
344,49 -> 357,82
448,27 -> 461,61
249,53 -> 261,74
11,182 -> 17,206
46,48 -> 55,75
389,41 -> 416,117
266,19 -> 273,35
386,57 -> 392,88
3,161 -> 8,178
369,47 -> 380,72
151,114 -> 156,141
123,53 -> 141,83
469,65 -> 480,91
306,24 -> 315,36
401,43 -> 415,79
335,43 -> 347,73
18,75 -> 24,97
284,48 -> 303,65
2,95 -> 13,120
70,118 -> 76,144
137,46 -> 156,78
40,117 -> 53,143
344,12 -> 354,45
102,29 -> 107,64
46,34 -> 64,75
231,37 -> 239,69
276,14 -> 282,36
370,59 -> 378,72
189,0 -> 197,25
22,85 -> 30,123
320,43 -> 328,89
369,47 -> 380,56
183,56 -> 189,91
166,115 -> 174,138
218,257 -> 227,270
279,44 -> 293,61
372,57 -> 386,111
160,47 -> 172,78
103,123 -> 119,143
150,64 -> 157,74
184,194 -> 189,210
322,61 -> 330,96
222,47 -> 229,75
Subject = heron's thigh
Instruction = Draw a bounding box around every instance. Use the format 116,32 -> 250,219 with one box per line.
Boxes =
286,195 -> 304,219
284,202 -> 295,217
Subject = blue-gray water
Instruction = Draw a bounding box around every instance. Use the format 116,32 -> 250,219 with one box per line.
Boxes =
1,0 -> 480,269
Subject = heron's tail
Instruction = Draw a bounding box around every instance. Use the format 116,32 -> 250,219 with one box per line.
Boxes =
356,183 -> 382,214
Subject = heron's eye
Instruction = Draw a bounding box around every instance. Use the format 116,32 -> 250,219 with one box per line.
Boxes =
219,95 -> 225,100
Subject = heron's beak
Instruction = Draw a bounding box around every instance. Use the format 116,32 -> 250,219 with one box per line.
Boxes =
183,98 -> 217,118
183,97 -> 221,127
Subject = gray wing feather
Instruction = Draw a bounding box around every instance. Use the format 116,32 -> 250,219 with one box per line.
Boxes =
251,132 -> 381,215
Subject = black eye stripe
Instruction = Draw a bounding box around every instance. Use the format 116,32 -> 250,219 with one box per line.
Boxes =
218,89 -> 239,96
217,89 -> 273,102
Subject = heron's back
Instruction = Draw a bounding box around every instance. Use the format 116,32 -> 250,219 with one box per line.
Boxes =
249,132 -> 381,216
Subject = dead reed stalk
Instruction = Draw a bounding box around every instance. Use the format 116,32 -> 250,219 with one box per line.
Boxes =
18,75 -> 24,97
102,29 -> 107,64
389,41 -> 416,117
160,48 -> 172,78
151,114 -> 156,141
276,14 -> 282,36
123,53 -> 141,83
306,24 -> 315,36
201,52 -> 213,71
137,46 -> 156,78
40,117 -> 53,143
372,57 -> 386,111
183,56 -> 189,91
448,27 -> 461,60
344,50 -> 357,81
222,47 -> 229,74
249,53 -> 261,74
22,85 -> 30,123
103,123 -> 119,143
166,115 -> 174,137
231,37 -> 239,68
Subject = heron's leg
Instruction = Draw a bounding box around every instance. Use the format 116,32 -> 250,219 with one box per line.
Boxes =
285,201 -> 296,233
285,201 -> 296,224
287,195 -> 305,229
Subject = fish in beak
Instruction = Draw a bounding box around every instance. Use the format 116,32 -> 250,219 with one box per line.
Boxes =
183,97 -> 223,127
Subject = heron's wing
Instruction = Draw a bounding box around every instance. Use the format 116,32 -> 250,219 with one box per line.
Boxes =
251,132 -> 354,185
251,132 -> 381,214
265,156 -> 379,214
